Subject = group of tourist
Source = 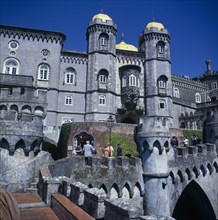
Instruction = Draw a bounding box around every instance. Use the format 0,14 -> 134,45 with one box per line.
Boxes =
71,141 -> 123,157
170,135 -> 201,148
102,143 -> 123,157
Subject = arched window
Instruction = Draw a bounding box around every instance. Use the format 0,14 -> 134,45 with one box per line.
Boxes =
98,70 -> 108,90
37,63 -> 50,80
195,93 -> 201,103
156,41 -> 165,58
65,67 -> 76,85
157,75 -> 168,94
99,95 -> 106,105
65,95 -> 73,105
173,87 -> 180,98
3,58 -> 19,75
99,34 -> 109,51
129,74 -> 139,86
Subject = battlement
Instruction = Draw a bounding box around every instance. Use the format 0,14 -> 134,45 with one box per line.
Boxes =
38,156 -> 144,206
0,25 -> 66,44
168,143 -> 218,185
48,156 -> 143,177
175,143 -> 216,158
172,74 -> 209,88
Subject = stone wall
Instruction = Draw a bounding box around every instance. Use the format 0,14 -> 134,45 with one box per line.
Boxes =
0,148 -> 53,192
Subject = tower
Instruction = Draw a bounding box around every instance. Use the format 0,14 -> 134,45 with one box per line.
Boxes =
85,13 -> 117,122
136,21 -> 173,216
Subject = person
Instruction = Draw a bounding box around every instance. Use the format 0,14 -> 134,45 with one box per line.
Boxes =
117,143 -> 122,156
83,140 -> 95,157
109,143 -> 114,157
170,136 -> 178,148
75,144 -> 83,155
184,137 -> 189,147
191,135 -> 197,146
103,143 -> 110,157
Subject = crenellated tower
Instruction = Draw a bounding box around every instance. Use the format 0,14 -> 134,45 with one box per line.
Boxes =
0,73 -> 47,155
136,21 -> 174,216
85,13 -> 117,122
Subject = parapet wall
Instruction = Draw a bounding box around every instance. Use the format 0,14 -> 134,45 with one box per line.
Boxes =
38,156 -> 144,204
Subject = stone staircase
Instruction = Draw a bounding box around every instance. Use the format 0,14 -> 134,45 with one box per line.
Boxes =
25,178 -> 39,193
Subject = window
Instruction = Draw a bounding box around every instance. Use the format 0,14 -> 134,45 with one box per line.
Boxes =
195,93 -> 201,103
99,34 -> 109,51
8,40 -> 19,50
37,63 -> 50,80
160,102 -> 165,109
156,41 -> 165,58
159,80 -> 166,88
99,74 -> 107,83
211,82 -> 217,90
3,59 -> 19,75
173,87 -> 180,98
65,95 -> 73,105
65,68 -> 76,84
157,75 -> 168,94
98,70 -> 108,90
129,74 -> 139,86
99,95 -> 106,105
62,118 -> 74,124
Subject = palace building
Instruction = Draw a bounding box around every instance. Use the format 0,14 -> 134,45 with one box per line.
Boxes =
0,13 -> 217,142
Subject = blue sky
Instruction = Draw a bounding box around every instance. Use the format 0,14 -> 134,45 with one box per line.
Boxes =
0,0 -> 217,78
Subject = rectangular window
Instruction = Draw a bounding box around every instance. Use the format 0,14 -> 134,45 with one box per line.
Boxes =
100,75 -> 106,83
211,82 -> 217,90
159,81 -> 166,88
65,73 -> 75,84
160,102 -> 165,109
12,67 -> 17,75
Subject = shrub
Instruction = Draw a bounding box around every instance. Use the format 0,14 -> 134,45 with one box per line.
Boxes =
105,132 -> 138,157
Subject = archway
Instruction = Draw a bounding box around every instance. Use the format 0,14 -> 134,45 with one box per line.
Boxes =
172,180 -> 216,220
73,132 -> 94,148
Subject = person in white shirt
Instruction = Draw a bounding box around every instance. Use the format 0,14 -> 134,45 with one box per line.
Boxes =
109,143 -> 114,157
83,140 -> 95,157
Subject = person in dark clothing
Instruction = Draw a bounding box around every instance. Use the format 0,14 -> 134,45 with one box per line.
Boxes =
117,144 -> 123,156
170,136 -> 179,148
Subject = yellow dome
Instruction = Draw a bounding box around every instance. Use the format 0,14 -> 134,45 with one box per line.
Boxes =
146,21 -> 164,30
92,13 -> 112,22
116,41 -> 138,52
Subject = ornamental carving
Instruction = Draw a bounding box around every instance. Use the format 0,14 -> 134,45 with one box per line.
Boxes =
122,86 -> 139,110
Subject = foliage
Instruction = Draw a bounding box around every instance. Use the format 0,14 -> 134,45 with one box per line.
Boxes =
57,124 -> 71,159
105,132 -> 139,157
183,129 -> 203,144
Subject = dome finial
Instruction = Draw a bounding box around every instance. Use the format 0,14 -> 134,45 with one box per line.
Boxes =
121,33 -> 124,42
101,8 -> 103,13
152,17 -> 155,22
